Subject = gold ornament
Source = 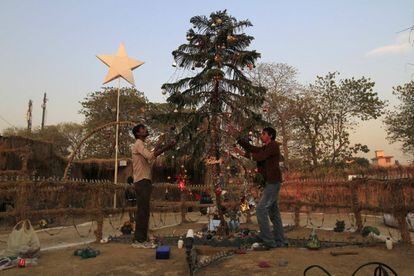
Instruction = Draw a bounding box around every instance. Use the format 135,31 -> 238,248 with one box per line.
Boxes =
240,202 -> 249,212
227,35 -> 237,43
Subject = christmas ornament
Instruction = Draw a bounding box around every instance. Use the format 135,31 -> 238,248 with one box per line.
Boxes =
240,201 -> 249,212
174,109 -> 178,113
247,63 -> 254,70
211,22 -> 216,28
172,61 -> 177,67
162,89 -> 167,95
227,35 -> 237,43
215,187 -> 222,196
97,43 -> 144,85
215,18 -> 222,24
214,54 -> 222,63
177,176 -> 186,191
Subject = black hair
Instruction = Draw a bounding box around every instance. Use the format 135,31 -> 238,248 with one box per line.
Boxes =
132,124 -> 146,139
263,127 -> 276,140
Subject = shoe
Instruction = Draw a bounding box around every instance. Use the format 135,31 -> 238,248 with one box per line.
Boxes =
132,241 -> 157,249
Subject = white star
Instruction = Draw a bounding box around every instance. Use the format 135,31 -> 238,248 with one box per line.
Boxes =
97,43 -> 144,86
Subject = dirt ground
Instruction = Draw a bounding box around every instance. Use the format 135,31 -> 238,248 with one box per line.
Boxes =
0,212 -> 413,275
1,243 -> 413,276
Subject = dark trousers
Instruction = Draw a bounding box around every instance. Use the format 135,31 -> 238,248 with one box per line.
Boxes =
134,179 -> 153,242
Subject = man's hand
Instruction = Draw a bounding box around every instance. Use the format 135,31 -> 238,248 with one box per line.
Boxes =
154,139 -> 177,157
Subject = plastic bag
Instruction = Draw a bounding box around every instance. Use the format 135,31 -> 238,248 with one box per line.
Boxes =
5,220 -> 40,258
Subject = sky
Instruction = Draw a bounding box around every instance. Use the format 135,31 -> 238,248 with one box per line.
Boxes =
0,0 -> 413,163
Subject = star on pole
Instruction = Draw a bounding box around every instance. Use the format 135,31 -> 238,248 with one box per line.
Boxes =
97,43 -> 144,85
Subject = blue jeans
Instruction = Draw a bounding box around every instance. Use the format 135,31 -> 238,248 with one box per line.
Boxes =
256,182 -> 285,246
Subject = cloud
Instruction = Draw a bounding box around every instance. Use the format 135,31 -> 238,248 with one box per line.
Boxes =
366,32 -> 412,57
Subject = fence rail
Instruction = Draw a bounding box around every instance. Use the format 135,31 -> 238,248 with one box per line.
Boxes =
0,175 -> 413,244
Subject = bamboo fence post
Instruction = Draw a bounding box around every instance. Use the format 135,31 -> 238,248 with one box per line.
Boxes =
391,182 -> 411,245
294,180 -> 301,227
16,179 -> 28,222
350,179 -> 363,232
180,192 -> 189,223
94,185 -> 104,242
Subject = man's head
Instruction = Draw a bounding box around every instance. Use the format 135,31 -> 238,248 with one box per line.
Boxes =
260,127 -> 276,144
132,124 -> 149,140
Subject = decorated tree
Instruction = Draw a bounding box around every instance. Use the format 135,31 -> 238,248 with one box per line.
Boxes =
161,10 -> 266,232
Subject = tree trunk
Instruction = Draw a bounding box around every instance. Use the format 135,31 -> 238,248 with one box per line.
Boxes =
208,80 -> 228,235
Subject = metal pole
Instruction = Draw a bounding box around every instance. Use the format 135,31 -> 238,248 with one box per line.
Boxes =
113,79 -> 121,208
41,93 -> 47,130
27,100 -> 33,131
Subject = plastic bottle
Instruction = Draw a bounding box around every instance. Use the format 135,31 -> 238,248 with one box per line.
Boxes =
385,237 -> 393,250
18,258 -> 38,267
178,236 -> 184,249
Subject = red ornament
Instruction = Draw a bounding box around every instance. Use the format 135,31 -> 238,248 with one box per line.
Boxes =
215,187 -> 222,196
18,258 -> 26,267
178,179 -> 186,191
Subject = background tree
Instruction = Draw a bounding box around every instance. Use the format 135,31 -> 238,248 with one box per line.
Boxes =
79,87 -> 147,159
294,72 -> 385,167
248,63 -> 299,167
161,10 -> 266,232
384,81 -> 414,158
2,123 -> 84,157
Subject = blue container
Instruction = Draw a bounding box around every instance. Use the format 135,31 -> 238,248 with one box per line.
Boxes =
156,246 -> 170,259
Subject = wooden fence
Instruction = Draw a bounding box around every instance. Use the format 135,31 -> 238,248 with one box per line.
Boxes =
0,175 -> 413,244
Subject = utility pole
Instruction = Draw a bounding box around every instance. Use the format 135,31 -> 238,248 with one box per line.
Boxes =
26,100 -> 33,131
41,93 -> 47,130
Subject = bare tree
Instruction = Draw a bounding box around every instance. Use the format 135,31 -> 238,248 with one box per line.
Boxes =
249,63 -> 300,167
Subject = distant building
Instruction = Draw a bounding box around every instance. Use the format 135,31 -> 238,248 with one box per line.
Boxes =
371,150 -> 394,167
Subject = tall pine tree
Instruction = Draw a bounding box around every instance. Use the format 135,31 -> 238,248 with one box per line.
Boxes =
161,10 -> 266,233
